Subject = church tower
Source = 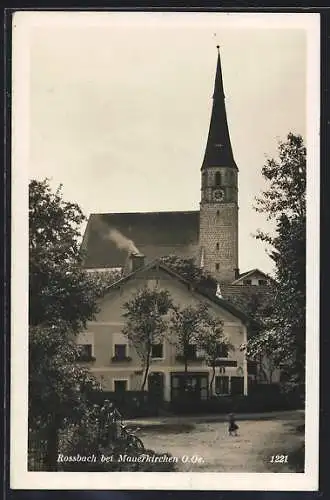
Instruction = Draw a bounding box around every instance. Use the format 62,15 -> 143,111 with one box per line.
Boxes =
199,46 -> 239,283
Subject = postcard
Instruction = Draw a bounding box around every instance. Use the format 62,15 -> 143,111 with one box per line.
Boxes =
10,10 -> 319,491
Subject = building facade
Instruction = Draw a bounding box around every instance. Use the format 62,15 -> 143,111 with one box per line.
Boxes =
78,258 -> 249,402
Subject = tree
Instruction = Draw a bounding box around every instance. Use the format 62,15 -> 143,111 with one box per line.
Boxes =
241,328 -> 282,384
255,133 -> 305,220
122,287 -> 173,390
197,315 -> 232,394
169,303 -> 209,393
29,322 -> 103,468
28,179 -> 113,463
29,179 -> 110,330
160,255 -> 217,293
253,133 -> 306,396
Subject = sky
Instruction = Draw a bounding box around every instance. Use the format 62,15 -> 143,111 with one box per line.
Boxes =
23,12 -> 313,275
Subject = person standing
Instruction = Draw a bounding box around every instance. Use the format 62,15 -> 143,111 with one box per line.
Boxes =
228,412 -> 239,436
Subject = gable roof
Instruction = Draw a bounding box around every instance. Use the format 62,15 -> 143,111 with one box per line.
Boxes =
232,268 -> 274,285
220,283 -> 272,302
81,211 -> 200,269
105,258 -> 250,324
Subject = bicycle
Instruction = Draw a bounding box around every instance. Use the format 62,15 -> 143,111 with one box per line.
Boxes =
111,406 -> 145,452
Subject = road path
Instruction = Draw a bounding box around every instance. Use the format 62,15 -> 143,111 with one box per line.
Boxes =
137,411 -> 304,472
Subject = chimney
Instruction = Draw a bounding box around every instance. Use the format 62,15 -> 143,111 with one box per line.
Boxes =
234,268 -> 240,280
130,252 -> 145,272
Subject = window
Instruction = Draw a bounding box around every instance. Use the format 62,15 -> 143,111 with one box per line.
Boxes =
216,343 -> 228,358
243,279 -> 252,285
114,380 -> 127,393
77,344 -> 92,361
215,171 -> 221,187
186,344 -> 197,360
258,279 -> 267,286
151,343 -> 163,359
114,344 -> 127,360
176,344 -> 198,362
216,210 -> 220,217
147,279 -> 159,288
76,332 -> 94,360
215,376 -> 229,395
215,263 -> 220,271
216,243 -> 219,250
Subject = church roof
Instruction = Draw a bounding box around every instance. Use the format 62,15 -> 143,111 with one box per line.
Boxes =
201,47 -> 237,170
81,211 -> 200,269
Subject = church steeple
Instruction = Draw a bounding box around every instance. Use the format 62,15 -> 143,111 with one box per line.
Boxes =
199,46 -> 239,284
201,46 -> 237,171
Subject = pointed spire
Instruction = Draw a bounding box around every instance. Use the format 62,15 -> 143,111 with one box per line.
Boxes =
201,46 -> 237,170
213,45 -> 225,99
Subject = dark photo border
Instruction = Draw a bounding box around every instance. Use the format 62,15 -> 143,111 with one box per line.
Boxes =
2,4 -> 329,500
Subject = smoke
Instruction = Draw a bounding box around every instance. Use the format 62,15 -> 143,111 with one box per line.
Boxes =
107,228 -> 141,255
95,217 -> 141,255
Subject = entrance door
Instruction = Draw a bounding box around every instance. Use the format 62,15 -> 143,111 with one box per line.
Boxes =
148,372 -> 164,402
171,373 -> 208,403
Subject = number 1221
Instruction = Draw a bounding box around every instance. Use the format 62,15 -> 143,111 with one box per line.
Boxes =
270,455 -> 288,463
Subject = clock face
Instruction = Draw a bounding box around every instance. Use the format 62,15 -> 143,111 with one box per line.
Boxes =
213,189 -> 224,202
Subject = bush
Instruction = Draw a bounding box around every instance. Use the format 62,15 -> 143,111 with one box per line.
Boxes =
87,390 -> 163,418
57,401 -> 176,471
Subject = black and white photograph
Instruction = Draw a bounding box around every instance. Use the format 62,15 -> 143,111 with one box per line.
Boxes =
11,11 -> 319,491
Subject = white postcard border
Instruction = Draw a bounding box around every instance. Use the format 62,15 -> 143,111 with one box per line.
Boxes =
10,11 -> 320,491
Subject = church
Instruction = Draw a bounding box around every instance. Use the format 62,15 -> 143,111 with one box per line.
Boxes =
81,47 -> 269,288
78,48 -> 275,401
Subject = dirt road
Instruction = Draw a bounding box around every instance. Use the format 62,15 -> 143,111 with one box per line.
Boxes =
138,411 -> 304,472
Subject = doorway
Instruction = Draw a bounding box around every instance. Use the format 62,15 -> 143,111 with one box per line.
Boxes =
148,372 -> 164,402
171,372 -> 209,403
